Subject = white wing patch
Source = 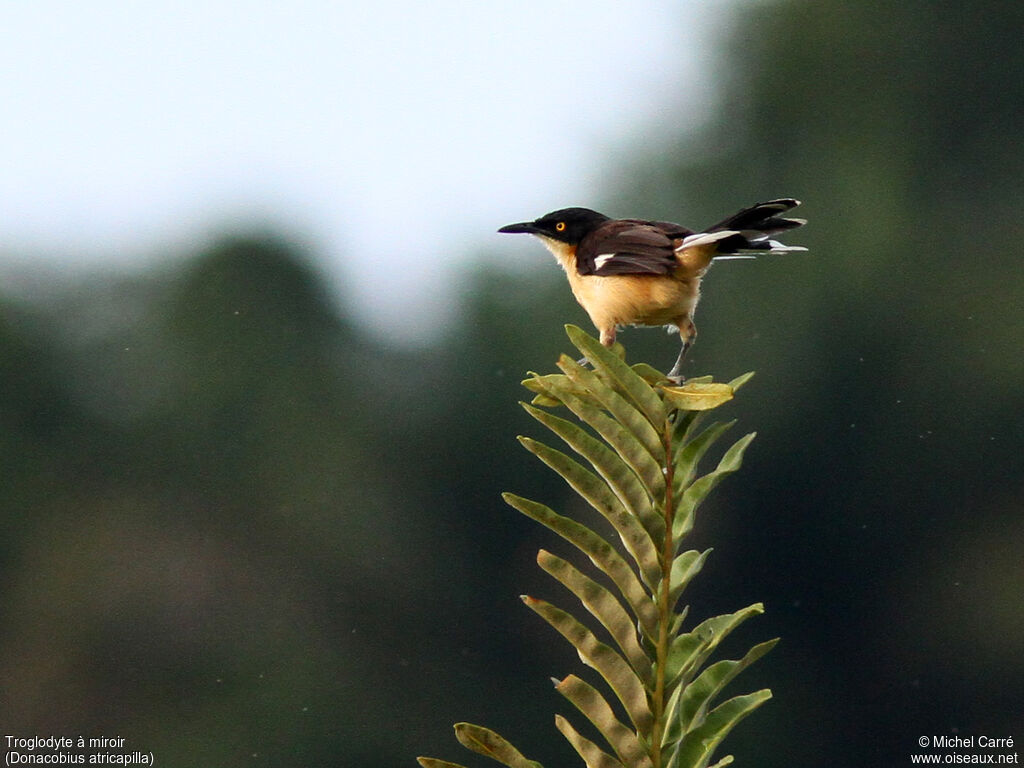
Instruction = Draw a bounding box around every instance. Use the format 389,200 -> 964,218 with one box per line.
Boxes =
677,230 -> 738,250
594,253 -> 617,270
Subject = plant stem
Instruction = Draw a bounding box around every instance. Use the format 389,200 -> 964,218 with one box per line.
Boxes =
650,415 -> 678,768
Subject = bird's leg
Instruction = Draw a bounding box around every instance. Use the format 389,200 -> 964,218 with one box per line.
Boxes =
666,345 -> 689,383
667,320 -> 696,384
578,326 -> 616,368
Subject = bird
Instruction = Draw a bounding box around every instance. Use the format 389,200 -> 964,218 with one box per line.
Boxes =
498,199 -> 806,381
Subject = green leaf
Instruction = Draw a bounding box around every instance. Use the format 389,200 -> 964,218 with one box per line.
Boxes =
521,404 -> 663,542
453,723 -> 544,768
503,493 -> 659,638
555,675 -> 653,768
520,437 -> 661,589
565,324 -> 667,426
669,408 -> 703,455
529,392 -> 564,408
676,639 -> 779,735
521,373 -> 569,396
669,605 -> 690,638
631,362 -> 670,386
557,354 -> 665,463
554,715 -> 626,768
522,596 -> 654,732
664,604 -> 765,693
668,549 -> 712,606
417,759 -> 471,768
673,433 -> 756,540
661,682 -> 687,756
660,382 -> 734,412
522,372 -> 604,410
666,690 -> 772,768
673,421 -> 736,489
543,386 -> 667,503
726,371 -> 755,392
538,550 -> 652,682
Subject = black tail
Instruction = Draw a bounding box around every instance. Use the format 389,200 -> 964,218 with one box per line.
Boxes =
706,198 -> 806,256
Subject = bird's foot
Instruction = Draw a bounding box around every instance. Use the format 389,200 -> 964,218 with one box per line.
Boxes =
666,360 -> 686,385
577,355 -> 593,369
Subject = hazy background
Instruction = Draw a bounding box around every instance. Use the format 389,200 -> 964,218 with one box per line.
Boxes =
1,1 -> 1022,767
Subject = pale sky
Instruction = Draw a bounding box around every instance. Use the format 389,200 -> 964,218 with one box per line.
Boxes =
0,1 -> 733,339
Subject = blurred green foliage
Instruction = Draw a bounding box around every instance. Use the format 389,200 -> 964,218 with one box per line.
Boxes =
1,1 -> 1022,766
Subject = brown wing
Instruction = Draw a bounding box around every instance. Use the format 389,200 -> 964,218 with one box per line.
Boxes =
575,220 -> 685,276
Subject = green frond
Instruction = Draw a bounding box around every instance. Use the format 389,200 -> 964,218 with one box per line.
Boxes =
665,691 -> 772,768
503,493 -> 659,638
668,549 -> 712,607
522,596 -> 654,733
423,328 -> 775,768
630,362 -> 672,387
519,438 -> 661,589
538,550 -> 653,682
726,371 -> 756,392
555,715 -> 627,768
565,324 -> 667,426
557,354 -> 665,462
555,675 -> 654,768
532,382 -> 667,502
676,639 -> 779,735
453,723 -> 545,768
417,759 -> 471,768
673,421 -> 736,490
522,372 -> 591,401
673,433 -> 756,540
664,605 -> 766,695
521,403 -> 662,541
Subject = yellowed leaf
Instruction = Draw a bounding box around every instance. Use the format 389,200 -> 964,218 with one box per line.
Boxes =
660,382 -> 734,411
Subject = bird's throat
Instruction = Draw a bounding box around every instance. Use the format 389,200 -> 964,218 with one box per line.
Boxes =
535,235 -> 576,273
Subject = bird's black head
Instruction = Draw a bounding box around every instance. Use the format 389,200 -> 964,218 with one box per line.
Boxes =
498,207 -> 610,245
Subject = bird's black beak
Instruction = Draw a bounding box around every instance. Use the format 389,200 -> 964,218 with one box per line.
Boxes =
498,221 -> 539,235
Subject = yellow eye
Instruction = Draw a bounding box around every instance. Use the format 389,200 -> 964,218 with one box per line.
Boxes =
555,222 -> 566,232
